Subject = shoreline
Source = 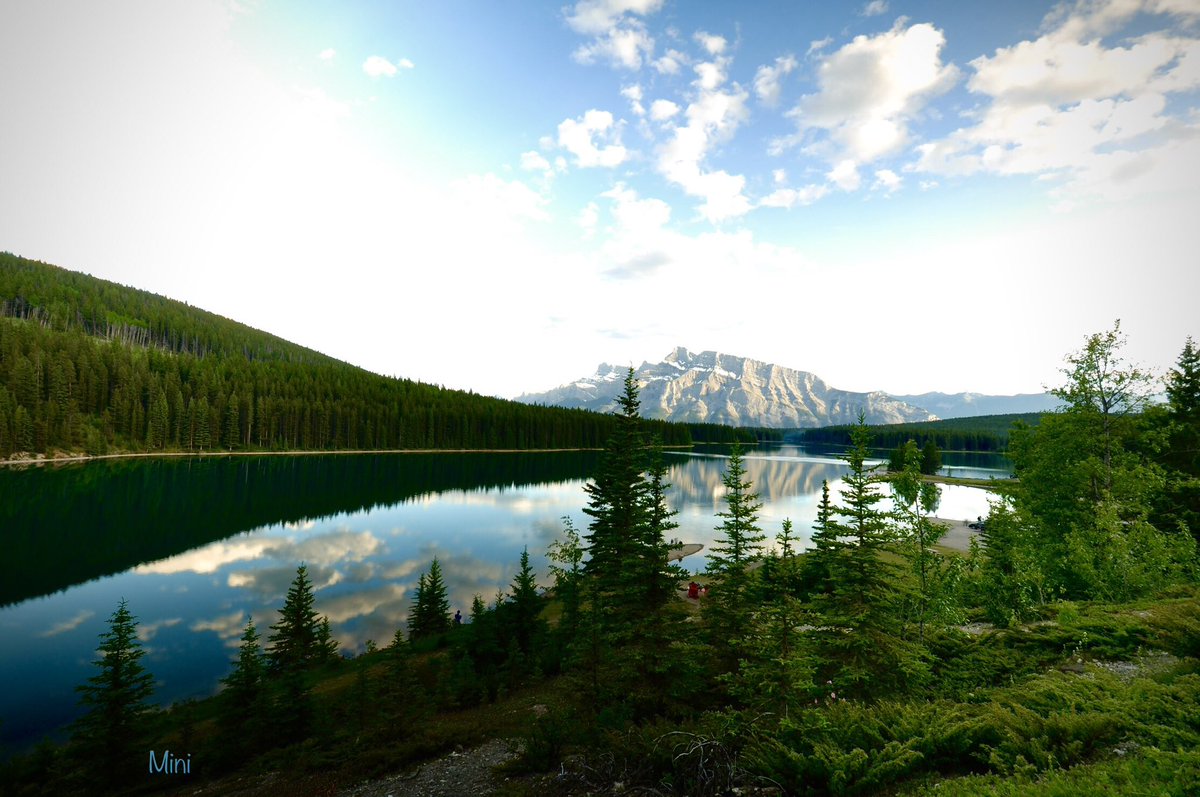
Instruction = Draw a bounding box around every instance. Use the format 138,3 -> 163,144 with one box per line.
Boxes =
0,444 -> 701,468
0,447 -> 606,468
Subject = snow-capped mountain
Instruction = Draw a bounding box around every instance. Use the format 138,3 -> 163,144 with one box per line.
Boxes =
517,347 -> 938,428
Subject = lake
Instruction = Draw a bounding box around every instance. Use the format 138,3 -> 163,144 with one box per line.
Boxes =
0,444 -> 1006,754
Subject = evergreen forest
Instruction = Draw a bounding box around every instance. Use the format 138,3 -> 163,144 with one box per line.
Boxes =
5,324 -> 1200,796
0,253 -> 753,459
796,413 -> 1046,453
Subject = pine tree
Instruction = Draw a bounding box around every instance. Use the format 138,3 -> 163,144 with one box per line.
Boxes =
219,616 -> 267,756
508,547 -> 544,657
268,564 -> 321,672
382,628 -> 428,732
772,517 -> 804,597
803,480 -> 839,597
408,572 -> 428,639
629,439 -> 686,716
807,414 -> 925,700
70,598 -> 154,786
1167,337 -> 1200,426
408,559 -> 451,641
582,368 -> 651,608
576,371 -> 687,718
194,396 -> 211,449
704,443 -> 766,675
1158,337 -> 1200,541
709,443 -> 766,571
315,616 -> 338,663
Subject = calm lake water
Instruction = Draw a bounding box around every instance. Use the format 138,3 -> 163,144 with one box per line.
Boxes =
0,444 -> 1006,754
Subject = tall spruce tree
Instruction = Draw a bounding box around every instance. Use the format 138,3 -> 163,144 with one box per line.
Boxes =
70,599 -> 154,787
802,479 -> 839,597
508,547 -> 545,658
1157,337 -> 1200,541
807,414 -> 925,699
582,368 -> 652,613
219,616 -> 268,757
408,558 -> 451,641
703,443 -> 765,676
268,564 -> 321,672
577,370 -> 685,717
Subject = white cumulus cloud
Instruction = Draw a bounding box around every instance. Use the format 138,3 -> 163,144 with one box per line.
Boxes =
566,0 -> 664,70
649,98 -> 680,121
520,150 -> 552,172
828,159 -> 861,191
653,48 -> 687,74
873,168 -> 901,192
657,74 -> 753,221
780,23 -> 958,168
759,184 -> 829,208
694,31 -> 727,56
621,83 -> 645,115
362,55 -> 411,78
558,109 -> 629,168
754,55 -> 798,107
914,0 -> 1200,205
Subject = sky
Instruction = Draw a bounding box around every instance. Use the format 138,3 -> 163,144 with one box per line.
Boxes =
1,0 -> 1198,399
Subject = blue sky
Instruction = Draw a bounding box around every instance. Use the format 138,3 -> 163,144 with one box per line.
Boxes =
1,0 -> 1197,397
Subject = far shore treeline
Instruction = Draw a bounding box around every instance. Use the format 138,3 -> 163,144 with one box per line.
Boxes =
790,413 -> 1046,452
0,253 -> 753,459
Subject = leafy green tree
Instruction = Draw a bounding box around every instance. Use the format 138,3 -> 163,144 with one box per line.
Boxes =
978,497 -> 1047,625
546,516 -> 585,656
1052,320 -> 1155,497
1014,323 -> 1195,599
891,440 -> 958,639
70,599 -> 154,787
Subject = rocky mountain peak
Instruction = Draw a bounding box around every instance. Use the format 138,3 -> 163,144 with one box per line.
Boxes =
518,347 -> 935,428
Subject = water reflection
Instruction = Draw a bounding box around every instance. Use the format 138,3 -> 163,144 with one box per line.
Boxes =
0,446 -> 1005,755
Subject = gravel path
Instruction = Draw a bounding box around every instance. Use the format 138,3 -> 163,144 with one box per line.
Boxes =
338,739 -> 521,797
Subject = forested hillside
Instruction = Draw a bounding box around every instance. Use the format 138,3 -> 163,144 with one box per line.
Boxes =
797,412 -> 1046,452
0,253 -> 746,458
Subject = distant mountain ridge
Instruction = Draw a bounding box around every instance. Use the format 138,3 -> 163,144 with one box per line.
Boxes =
518,347 -> 938,428
520,348 -> 1060,428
